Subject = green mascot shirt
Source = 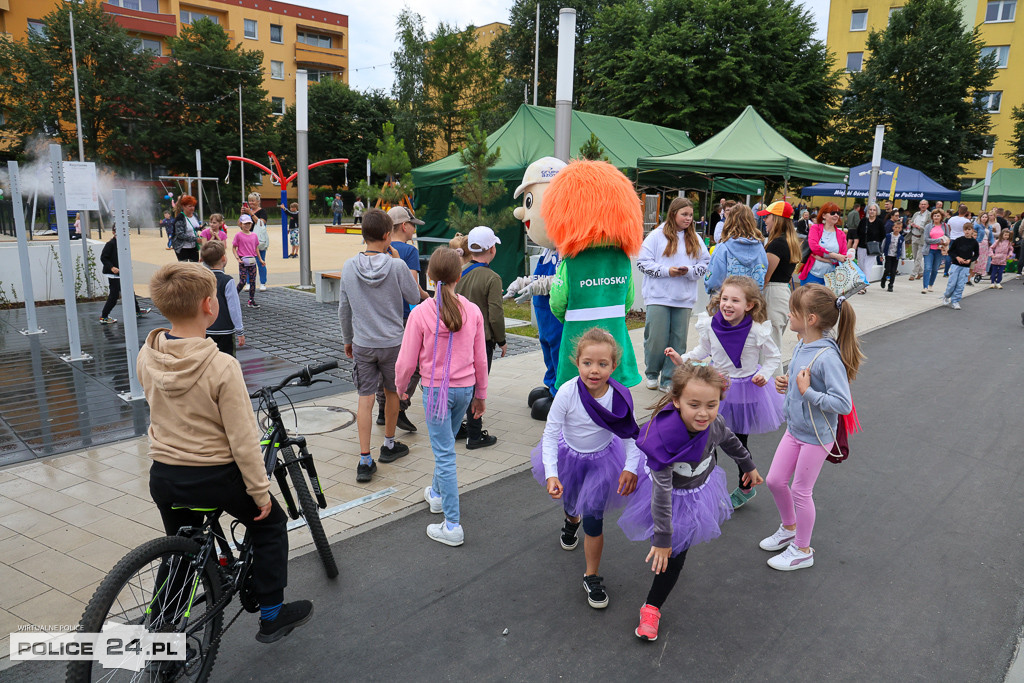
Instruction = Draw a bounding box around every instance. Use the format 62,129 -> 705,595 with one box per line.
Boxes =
549,246 -> 642,388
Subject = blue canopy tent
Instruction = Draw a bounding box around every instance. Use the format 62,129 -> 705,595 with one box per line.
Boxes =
800,158 -> 960,203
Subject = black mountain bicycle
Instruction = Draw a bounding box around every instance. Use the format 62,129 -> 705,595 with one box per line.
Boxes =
67,361 -> 339,682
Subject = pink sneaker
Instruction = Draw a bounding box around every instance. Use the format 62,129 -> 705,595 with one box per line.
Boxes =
635,604 -> 661,641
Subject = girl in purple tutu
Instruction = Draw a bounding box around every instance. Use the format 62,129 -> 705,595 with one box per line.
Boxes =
619,361 -> 762,642
530,328 -> 642,610
666,275 -> 782,510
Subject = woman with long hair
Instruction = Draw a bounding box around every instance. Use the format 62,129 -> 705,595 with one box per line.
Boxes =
798,201 -> 850,286
758,201 -> 801,372
705,204 -> 768,293
972,211 -> 995,281
637,197 -> 711,392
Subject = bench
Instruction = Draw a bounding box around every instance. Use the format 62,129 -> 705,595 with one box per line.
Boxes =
315,270 -> 342,303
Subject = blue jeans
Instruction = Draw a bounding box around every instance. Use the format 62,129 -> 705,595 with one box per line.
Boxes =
333,211 -> 343,225
257,249 -> 267,285
991,264 -> 1006,284
423,386 -> 474,525
944,264 -> 969,304
942,253 -> 952,276
643,305 -> 690,388
923,249 -> 943,288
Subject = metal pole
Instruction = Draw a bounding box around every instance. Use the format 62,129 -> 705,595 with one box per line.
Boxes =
981,160 -> 994,212
553,8 -> 576,162
533,1 -> 540,106
69,11 -> 94,296
195,149 -> 204,222
8,161 -> 45,335
297,70 -> 312,288
867,125 -> 885,209
112,189 -> 144,401
239,84 -> 245,204
49,144 -> 90,362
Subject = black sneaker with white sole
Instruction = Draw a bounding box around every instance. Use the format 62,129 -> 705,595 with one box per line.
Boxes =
583,574 -> 609,609
256,601 -> 313,643
466,431 -> 497,449
560,517 -> 580,550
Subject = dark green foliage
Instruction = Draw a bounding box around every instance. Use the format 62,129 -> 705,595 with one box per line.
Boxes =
447,125 -> 514,233
1008,105 -> 1024,167
577,133 -> 608,161
354,122 -> 415,206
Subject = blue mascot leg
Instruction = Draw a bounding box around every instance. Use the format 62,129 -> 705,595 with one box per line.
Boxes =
531,297 -> 562,420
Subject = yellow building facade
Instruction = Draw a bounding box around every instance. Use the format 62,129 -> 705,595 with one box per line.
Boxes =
1,0 -> 348,198
826,0 -> 1023,190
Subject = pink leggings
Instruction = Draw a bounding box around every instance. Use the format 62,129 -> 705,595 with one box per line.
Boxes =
765,431 -> 830,548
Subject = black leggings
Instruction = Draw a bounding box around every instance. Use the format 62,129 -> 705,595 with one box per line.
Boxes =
735,433 -> 750,489
645,550 -> 688,608
101,278 -> 140,318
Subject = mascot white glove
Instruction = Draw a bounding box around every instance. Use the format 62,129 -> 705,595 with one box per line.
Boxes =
504,275 -> 537,300
513,275 -> 554,303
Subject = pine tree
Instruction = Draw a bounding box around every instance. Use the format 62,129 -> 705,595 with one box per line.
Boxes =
355,122 -> 414,208
447,125 -> 515,233
578,133 -> 608,161
1008,105 -> 1024,168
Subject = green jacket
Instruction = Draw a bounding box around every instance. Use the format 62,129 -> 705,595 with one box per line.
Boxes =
455,262 -> 506,345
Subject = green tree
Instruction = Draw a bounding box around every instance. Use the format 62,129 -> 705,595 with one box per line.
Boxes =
820,0 -> 997,187
580,0 -> 839,151
355,121 -> 415,207
577,132 -> 608,161
447,125 -> 515,233
392,9 -> 433,166
1007,104 -> 1024,167
0,0 -> 159,166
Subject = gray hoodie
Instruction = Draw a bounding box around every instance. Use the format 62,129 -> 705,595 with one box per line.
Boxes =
338,252 -> 420,347
783,337 -> 853,445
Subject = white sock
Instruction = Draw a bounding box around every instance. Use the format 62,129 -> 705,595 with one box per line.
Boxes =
384,436 -> 395,449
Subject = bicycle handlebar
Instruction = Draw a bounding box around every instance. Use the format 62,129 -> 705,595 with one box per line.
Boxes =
250,360 -> 339,399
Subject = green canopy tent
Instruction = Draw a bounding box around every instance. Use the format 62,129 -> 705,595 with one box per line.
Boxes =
961,168 -> 1024,204
412,104 -> 696,285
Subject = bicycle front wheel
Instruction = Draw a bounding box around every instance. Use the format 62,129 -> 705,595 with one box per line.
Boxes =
283,448 -> 339,579
67,535 -> 223,683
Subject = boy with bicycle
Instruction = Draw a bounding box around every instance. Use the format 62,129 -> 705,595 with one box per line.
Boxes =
138,262 -> 313,644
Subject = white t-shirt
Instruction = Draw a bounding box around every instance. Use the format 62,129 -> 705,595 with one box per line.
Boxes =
947,216 -> 971,240
680,312 -> 781,379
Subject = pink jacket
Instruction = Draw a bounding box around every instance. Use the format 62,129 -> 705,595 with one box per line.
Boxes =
799,223 -> 849,280
990,239 -> 1014,266
396,293 -> 489,399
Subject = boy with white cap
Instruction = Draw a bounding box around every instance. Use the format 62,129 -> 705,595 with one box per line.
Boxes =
455,226 -> 506,449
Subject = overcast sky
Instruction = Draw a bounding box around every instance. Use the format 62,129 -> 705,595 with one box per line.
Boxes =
303,0 -> 832,93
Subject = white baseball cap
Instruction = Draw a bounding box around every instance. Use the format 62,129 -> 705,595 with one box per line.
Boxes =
513,157 -> 567,198
467,226 -> 501,252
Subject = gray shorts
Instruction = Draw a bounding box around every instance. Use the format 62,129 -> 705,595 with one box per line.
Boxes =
352,344 -> 401,396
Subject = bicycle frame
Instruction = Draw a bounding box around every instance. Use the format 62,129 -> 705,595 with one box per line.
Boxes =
259,395 -> 328,518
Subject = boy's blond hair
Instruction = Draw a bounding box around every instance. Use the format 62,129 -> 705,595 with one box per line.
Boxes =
201,240 -> 227,267
150,263 -> 216,321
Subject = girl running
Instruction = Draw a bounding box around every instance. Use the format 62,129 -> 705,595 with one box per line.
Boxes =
618,362 -> 762,642
531,328 -> 641,609
666,275 -> 782,510
760,284 -> 862,571
989,229 -> 1013,289
396,248 -> 490,547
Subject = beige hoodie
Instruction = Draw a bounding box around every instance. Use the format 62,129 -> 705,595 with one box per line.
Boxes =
137,328 -> 270,507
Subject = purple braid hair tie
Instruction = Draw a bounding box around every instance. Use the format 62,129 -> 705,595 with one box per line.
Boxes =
426,283 -> 456,422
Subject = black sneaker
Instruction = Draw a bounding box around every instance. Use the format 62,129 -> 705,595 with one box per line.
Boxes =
396,410 -> 417,433
378,441 -> 409,463
582,574 -> 609,609
455,422 -> 468,440
356,459 -> 376,482
247,301 -> 260,309
560,517 -> 580,550
466,431 -> 497,450
376,408 -> 385,426
256,600 -> 313,644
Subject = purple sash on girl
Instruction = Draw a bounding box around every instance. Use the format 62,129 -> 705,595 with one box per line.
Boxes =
710,311 -> 752,368
636,406 -> 710,471
576,377 -> 639,441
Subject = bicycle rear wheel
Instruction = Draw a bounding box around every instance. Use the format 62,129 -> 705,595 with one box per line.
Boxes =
283,447 -> 339,579
67,536 -> 223,683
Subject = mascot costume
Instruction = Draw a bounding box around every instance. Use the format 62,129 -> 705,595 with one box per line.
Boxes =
543,159 -> 643,389
506,157 -> 566,420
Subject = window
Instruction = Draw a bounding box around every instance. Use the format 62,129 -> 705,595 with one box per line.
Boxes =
977,91 -> 1002,112
135,38 -> 162,55
981,137 -> 995,157
272,97 -> 285,115
850,9 -> 868,30
297,30 -> 332,49
180,10 -> 219,25
985,0 -> 1016,22
270,24 -> 283,43
271,60 -> 284,80
306,69 -> 335,82
981,45 -> 1010,67
108,0 -> 160,11
244,18 -> 258,39
846,52 -> 864,72
888,7 -> 901,22
27,20 -> 46,37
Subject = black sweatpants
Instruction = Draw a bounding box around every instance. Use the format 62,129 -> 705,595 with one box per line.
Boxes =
645,550 -> 688,608
466,341 -> 496,438
101,278 -> 140,319
206,333 -> 236,357
149,461 -> 288,606
880,255 -> 899,288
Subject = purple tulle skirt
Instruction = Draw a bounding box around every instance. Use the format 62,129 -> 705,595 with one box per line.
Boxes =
719,368 -> 784,435
617,465 -> 732,555
530,435 -> 627,519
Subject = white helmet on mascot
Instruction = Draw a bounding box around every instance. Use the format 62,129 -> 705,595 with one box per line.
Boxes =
513,157 -> 566,250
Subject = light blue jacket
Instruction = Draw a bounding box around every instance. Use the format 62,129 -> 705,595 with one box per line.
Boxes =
784,337 -> 853,445
974,222 -> 995,246
705,238 -> 768,293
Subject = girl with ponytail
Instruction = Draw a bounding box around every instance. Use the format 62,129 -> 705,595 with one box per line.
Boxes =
396,248 -> 490,547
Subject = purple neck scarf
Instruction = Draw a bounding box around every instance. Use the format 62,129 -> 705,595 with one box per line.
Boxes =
636,406 -> 711,471
576,377 -> 640,440
711,311 -> 753,369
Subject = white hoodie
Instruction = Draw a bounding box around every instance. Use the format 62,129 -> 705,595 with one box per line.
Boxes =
637,224 -> 711,308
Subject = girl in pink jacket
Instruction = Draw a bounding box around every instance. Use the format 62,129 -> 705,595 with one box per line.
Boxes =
396,248 -> 490,547
989,229 -> 1014,289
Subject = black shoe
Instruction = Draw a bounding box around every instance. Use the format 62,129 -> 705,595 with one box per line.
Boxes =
887,287 -> 893,292
396,410 -> 417,433
378,441 -> 409,463
466,431 -> 497,449
560,517 -> 580,550
879,281 -> 885,289
356,459 -> 376,482
376,409 -> 385,426
247,301 -> 260,308
256,601 -> 313,644
455,422 -> 468,440
583,574 -> 609,609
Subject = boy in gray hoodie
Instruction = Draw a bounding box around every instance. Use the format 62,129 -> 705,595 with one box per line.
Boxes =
339,209 -> 421,482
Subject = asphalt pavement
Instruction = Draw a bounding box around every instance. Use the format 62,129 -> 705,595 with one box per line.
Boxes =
7,282 -> 1024,682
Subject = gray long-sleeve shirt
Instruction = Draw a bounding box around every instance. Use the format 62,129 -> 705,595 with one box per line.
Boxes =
650,416 -> 753,548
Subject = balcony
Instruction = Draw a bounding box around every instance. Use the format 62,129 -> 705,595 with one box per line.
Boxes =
102,3 -> 177,37
294,42 -> 347,70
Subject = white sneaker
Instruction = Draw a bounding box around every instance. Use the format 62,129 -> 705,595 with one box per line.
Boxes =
259,284 -> 267,292
658,384 -> 670,393
759,525 -> 796,551
645,378 -> 659,390
767,544 -> 814,571
427,521 -> 464,547
941,296 -> 951,305
951,302 -> 961,310
423,486 -> 442,514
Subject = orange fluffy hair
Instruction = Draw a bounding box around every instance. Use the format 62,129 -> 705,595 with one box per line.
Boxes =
540,159 -> 643,258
